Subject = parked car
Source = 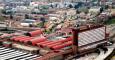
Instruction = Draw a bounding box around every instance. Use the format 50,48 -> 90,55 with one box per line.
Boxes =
20,19 -> 36,27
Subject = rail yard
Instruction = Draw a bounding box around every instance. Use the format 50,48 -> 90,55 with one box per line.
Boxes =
0,0 -> 115,60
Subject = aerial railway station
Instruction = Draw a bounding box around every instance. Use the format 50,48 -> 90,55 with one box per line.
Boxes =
0,24 -> 114,60
0,0 -> 115,60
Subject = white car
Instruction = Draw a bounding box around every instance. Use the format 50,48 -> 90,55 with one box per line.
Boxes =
0,22 -> 7,27
21,19 -> 35,27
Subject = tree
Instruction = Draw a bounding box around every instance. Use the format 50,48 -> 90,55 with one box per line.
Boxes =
1,9 -> 6,14
25,14 -> 29,19
68,4 -> 73,8
78,7 -> 88,13
40,17 -> 46,28
10,14 -> 13,19
0,16 -> 5,21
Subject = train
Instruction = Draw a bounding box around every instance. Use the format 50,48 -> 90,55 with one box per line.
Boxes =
0,24 -> 112,60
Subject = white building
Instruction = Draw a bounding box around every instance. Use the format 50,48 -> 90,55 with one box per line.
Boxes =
0,3 -> 5,10
89,6 -> 101,14
110,9 -> 115,16
66,9 -> 76,15
15,6 -> 31,13
30,2 -> 48,7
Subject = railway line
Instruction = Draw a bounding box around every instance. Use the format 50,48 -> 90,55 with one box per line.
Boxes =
0,43 -> 114,60
72,43 -> 115,60
71,25 -> 115,60
0,46 -> 41,60
0,25 -> 114,60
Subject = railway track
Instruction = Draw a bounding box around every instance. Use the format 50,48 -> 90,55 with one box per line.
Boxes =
0,25 -> 114,60
0,46 -> 41,60
72,43 -> 115,60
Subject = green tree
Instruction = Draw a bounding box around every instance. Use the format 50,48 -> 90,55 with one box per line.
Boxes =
0,16 -> 5,21
25,14 -> 29,19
